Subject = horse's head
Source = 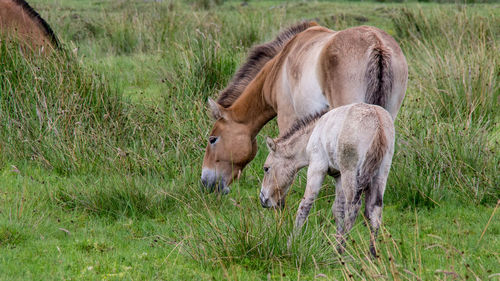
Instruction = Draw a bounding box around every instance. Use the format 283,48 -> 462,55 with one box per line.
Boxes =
201,99 -> 257,193
259,137 -> 296,208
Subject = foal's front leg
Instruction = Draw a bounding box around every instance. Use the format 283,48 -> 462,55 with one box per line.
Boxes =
294,164 -> 327,229
287,162 -> 327,250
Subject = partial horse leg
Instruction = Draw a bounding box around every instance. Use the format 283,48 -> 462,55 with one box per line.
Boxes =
294,163 -> 327,229
288,163 -> 327,250
332,175 -> 347,253
336,171 -> 362,254
364,173 -> 387,257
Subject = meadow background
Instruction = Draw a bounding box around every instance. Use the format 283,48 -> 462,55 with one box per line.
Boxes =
0,0 -> 499,279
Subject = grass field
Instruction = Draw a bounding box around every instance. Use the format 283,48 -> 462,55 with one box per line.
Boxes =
0,0 -> 499,280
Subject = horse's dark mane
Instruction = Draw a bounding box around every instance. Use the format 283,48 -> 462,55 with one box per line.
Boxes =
217,21 -> 317,108
12,0 -> 60,48
278,108 -> 328,143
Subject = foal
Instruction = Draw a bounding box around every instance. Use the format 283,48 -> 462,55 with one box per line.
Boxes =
260,103 -> 395,256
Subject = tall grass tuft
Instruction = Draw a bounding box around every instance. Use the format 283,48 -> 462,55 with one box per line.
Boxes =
388,7 -> 499,206
182,186 -> 339,272
0,41 -> 127,174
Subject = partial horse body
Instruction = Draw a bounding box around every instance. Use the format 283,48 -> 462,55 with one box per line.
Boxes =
260,103 -> 395,256
0,0 -> 59,51
201,22 -> 407,192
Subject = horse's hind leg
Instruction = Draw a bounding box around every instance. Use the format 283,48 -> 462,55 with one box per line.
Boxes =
364,173 -> 387,257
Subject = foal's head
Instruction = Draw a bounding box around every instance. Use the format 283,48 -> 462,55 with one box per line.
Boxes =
259,110 -> 325,208
201,99 -> 257,193
259,137 -> 298,208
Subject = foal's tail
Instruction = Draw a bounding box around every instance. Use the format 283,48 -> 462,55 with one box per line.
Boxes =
365,43 -> 393,109
357,116 -> 388,190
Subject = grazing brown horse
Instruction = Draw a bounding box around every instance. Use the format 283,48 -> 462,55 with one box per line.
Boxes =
0,0 -> 60,51
201,21 -> 407,193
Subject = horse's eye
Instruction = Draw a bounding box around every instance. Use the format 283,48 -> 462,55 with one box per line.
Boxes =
263,166 -> 269,173
209,136 -> 218,145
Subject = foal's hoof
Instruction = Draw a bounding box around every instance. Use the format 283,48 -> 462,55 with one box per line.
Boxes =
336,245 -> 345,255
369,246 -> 378,258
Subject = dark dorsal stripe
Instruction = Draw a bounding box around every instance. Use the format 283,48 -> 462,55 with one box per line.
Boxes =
217,21 -> 317,108
12,0 -> 60,48
278,109 -> 328,143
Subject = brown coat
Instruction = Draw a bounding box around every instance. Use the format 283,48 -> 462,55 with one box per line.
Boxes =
0,0 -> 59,51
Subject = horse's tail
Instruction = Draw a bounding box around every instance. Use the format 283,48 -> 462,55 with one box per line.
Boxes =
357,112 -> 389,191
364,42 -> 393,109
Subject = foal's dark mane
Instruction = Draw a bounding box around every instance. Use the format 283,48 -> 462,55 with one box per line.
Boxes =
278,108 -> 328,143
217,21 -> 317,108
11,0 -> 60,48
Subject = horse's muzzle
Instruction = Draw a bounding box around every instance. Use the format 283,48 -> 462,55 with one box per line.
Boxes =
201,169 -> 229,194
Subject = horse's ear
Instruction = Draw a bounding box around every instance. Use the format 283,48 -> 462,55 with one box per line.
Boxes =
208,98 -> 225,120
266,136 -> 276,152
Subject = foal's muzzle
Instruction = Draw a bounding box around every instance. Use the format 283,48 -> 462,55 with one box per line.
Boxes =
259,191 -> 285,209
259,191 -> 271,208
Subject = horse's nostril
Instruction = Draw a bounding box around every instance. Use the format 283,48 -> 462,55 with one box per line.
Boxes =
200,177 -> 215,193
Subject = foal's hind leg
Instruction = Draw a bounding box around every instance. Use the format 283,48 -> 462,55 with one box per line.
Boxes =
332,175 -> 346,252
334,171 -> 362,254
364,173 -> 387,257
332,176 -> 344,225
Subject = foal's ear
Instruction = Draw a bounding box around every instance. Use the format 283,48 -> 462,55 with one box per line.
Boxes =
266,136 -> 276,152
208,98 -> 225,120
